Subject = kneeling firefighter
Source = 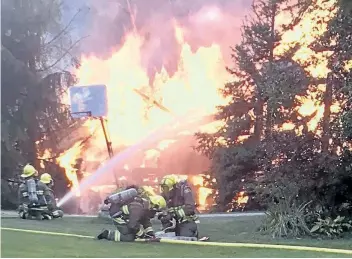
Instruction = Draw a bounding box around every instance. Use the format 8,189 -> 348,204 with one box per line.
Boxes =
18,164 -> 51,220
158,175 -> 199,238
40,173 -> 64,218
97,187 -> 167,242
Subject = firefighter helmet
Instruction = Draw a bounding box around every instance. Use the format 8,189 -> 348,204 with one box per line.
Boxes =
139,186 -> 156,198
40,173 -> 53,184
149,195 -> 167,210
21,164 -> 38,178
160,174 -> 179,194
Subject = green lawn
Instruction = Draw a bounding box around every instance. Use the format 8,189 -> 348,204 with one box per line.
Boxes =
1,216 -> 352,258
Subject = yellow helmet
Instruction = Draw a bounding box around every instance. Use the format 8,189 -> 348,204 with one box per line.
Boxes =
139,186 -> 156,198
149,195 -> 167,210
160,174 -> 179,193
40,173 -> 53,184
21,164 -> 38,178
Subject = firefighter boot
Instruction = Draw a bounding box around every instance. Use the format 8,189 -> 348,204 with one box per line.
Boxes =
42,213 -> 52,220
52,210 -> 64,218
97,229 -> 110,240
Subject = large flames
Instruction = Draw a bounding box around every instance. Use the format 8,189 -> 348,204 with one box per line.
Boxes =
74,24 -> 229,145
48,0 -> 342,212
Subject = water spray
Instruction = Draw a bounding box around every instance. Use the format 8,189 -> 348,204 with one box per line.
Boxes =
57,111 -> 206,207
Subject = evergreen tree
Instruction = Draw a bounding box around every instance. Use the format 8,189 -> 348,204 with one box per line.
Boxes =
1,0 -> 85,208
196,0 -> 312,209
304,0 -> 352,217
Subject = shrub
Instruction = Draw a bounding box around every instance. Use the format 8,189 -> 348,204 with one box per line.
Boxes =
260,200 -> 313,238
310,215 -> 352,237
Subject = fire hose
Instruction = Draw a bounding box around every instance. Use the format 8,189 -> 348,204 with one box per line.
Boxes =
154,219 -> 197,241
154,219 -> 207,241
2,227 -> 352,255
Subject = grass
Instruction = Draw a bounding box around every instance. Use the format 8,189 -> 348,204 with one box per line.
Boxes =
1,216 -> 352,258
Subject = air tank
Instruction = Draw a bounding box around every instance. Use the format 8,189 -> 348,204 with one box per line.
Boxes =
107,188 -> 138,205
26,179 -> 39,204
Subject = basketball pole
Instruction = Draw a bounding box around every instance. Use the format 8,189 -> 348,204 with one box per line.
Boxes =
98,116 -> 120,188
70,111 -> 119,188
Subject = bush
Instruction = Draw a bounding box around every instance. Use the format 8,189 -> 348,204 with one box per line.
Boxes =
260,200 -> 313,238
1,179 -> 19,210
310,215 -> 352,238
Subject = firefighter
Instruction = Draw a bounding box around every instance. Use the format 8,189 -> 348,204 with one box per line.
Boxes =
158,174 -> 199,238
97,187 -> 167,242
18,164 -> 50,220
40,173 -> 64,219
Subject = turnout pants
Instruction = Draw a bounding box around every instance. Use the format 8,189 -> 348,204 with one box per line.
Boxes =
51,209 -> 64,218
175,220 -> 198,238
18,204 -> 51,220
105,219 -> 141,242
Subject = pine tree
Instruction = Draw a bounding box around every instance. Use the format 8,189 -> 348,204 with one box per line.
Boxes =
303,0 -> 352,217
1,0 -> 83,208
310,0 -> 352,152
196,0 -> 313,209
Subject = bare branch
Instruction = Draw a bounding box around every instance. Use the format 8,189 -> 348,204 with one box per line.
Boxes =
36,35 -> 89,72
43,8 -> 84,47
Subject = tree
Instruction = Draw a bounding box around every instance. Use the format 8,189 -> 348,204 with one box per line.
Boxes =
1,0 -> 84,208
252,0 -> 352,237
196,0 -> 313,210
195,0 -> 352,237
307,0 -> 352,216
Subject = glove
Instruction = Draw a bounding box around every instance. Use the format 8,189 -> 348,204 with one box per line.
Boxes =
48,204 -> 55,211
157,211 -> 166,220
145,231 -> 155,238
143,226 -> 155,238
159,213 -> 173,224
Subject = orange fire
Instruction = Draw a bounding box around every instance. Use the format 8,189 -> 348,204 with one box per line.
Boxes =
190,175 -> 214,210
227,191 -> 249,212
74,26 -> 230,146
176,175 -> 213,210
55,142 -> 82,196
37,148 -> 51,169
46,0 -> 342,211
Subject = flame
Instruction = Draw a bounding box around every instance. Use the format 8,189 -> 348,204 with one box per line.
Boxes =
74,24 -> 230,147
69,20 -> 230,207
56,142 -> 82,196
227,191 -> 249,212
188,175 -> 213,210
37,148 -> 51,169
277,0 -> 339,133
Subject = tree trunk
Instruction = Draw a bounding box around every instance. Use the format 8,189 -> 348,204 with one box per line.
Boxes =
322,72 -> 333,153
265,2 -> 277,138
254,98 -> 264,141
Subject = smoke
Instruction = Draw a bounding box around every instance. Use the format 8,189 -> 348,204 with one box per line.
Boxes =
71,0 -> 251,76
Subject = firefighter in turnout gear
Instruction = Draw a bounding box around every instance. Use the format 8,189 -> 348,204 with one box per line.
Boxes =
97,187 -> 167,242
159,175 -> 199,238
18,164 -> 51,220
40,173 -> 64,218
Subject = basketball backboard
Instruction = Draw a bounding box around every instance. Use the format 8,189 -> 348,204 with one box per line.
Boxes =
69,84 -> 108,118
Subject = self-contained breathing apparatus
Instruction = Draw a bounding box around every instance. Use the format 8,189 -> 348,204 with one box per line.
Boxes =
19,179 -> 51,219
27,178 -> 39,205
104,188 -> 139,218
